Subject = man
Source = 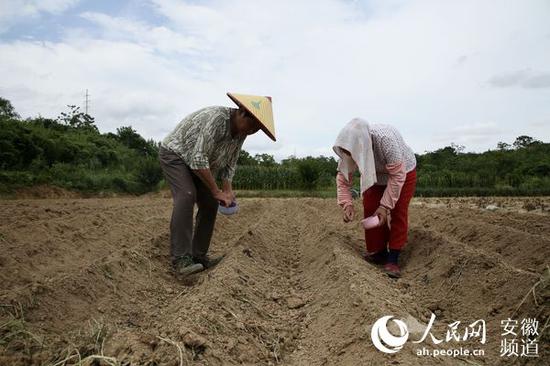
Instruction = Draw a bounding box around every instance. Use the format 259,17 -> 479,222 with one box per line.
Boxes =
159,93 -> 276,276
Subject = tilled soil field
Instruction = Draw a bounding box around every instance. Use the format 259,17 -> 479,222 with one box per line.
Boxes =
0,197 -> 548,365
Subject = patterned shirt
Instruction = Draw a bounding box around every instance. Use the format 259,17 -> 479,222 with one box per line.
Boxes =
370,123 -> 416,185
161,106 -> 245,181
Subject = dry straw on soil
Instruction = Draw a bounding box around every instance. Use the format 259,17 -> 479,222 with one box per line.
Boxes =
0,196 -> 549,365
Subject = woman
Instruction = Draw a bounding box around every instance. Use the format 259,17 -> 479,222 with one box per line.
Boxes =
333,118 -> 416,278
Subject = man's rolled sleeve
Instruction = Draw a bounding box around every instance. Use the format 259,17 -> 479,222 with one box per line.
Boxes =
219,164 -> 236,182
219,148 -> 240,181
187,133 -> 211,170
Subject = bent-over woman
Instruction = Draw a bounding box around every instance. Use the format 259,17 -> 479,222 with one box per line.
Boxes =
333,118 -> 416,278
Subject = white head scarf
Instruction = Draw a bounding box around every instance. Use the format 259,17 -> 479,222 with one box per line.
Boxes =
333,118 -> 377,194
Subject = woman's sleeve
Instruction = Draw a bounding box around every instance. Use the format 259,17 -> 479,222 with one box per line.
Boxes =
380,162 -> 406,210
336,172 -> 354,209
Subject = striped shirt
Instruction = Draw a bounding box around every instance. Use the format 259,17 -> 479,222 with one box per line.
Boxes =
370,124 -> 416,185
161,106 -> 245,181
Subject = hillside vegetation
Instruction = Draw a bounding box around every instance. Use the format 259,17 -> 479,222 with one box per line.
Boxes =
1,97 -> 549,196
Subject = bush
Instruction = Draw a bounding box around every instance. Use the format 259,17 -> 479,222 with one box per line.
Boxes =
233,166 -> 301,190
134,157 -> 163,192
0,99 -> 165,195
297,160 -> 320,190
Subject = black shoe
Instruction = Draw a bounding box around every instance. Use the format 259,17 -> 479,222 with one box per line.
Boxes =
173,255 -> 204,276
192,254 -> 224,269
364,250 -> 388,265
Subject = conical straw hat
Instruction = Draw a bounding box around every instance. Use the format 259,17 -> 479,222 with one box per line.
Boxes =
227,92 -> 276,141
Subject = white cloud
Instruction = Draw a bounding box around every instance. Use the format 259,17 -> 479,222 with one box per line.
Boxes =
0,0 -> 79,33
79,12 -> 203,54
489,69 -> 550,89
0,37 -> 216,139
434,122 -> 507,147
0,0 -> 549,158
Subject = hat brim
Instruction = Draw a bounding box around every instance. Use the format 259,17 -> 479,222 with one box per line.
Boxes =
227,93 -> 276,142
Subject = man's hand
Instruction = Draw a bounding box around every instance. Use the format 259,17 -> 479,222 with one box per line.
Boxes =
193,168 -> 220,194
222,180 -> 236,202
343,205 -> 355,223
213,190 -> 233,207
225,190 -> 236,202
192,170 -> 234,206
375,206 -> 389,227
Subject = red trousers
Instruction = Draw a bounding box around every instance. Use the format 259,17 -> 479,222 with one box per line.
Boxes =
362,170 -> 417,253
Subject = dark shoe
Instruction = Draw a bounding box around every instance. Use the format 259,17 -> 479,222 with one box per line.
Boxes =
173,255 -> 204,276
364,250 -> 388,265
193,254 -> 224,269
384,263 -> 401,278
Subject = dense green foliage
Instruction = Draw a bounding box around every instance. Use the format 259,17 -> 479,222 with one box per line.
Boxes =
414,139 -> 550,196
1,96 -> 548,196
233,154 -> 337,190
233,136 -> 550,196
0,98 -> 162,194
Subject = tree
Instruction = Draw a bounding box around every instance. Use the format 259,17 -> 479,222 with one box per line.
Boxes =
116,126 -> 156,156
513,135 -> 540,149
57,105 -> 98,133
296,157 -> 321,190
254,153 -> 276,167
450,142 -> 466,154
237,150 -> 257,166
0,97 -> 20,119
497,142 -> 511,151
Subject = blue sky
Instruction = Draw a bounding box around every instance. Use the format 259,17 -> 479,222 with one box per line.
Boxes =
1,0 -> 549,160
1,1 -> 165,41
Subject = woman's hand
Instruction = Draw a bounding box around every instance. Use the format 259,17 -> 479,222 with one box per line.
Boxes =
343,205 -> 355,223
375,206 -> 390,227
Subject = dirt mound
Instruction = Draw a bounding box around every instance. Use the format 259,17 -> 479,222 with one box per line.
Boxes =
11,185 -> 83,199
0,197 -> 548,365
414,196 -> 550,214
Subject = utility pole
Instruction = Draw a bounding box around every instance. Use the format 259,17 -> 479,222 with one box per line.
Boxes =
84,89 -> 90,115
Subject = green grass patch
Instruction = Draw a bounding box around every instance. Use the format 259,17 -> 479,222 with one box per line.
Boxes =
235,189 -> 336,198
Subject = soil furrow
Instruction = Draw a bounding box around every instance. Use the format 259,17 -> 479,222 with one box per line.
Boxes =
0,197 -> 548,365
